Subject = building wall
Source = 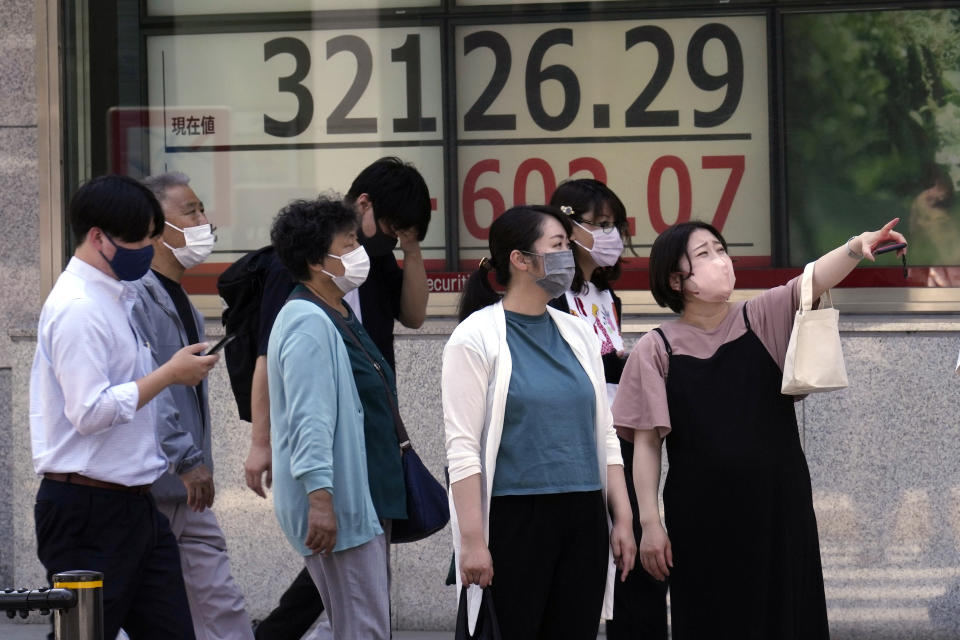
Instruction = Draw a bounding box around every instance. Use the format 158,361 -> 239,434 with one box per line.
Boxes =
8,321 -> 960,637
0,0 -> 39,593
804,327 -> 960,639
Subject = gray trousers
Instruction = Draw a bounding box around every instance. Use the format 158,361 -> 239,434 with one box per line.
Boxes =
157,500 -> 254,640
303,532 -> 391,640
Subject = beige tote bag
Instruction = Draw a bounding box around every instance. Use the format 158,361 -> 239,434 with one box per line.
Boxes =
780,261 -> 849,395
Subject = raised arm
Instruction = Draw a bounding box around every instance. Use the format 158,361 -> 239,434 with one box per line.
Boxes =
811,218 -> 907,300
45,288 -> 214,440
396,228 -> 428,329
135,343 -> 218,409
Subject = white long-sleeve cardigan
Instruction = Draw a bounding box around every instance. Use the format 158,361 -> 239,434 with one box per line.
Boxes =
442,301 -> 624,629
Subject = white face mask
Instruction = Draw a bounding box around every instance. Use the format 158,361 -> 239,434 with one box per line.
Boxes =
323,245 -> 370,293
163,221 -> 215,269
573,221 -> 624,268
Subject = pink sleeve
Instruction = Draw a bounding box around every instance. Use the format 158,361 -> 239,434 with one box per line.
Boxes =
611,331 -> 671,440
746,275 -> 802,371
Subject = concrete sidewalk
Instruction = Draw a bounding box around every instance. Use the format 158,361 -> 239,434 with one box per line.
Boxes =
0,619 -> 453,639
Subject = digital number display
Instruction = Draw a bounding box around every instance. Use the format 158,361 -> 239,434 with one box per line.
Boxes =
150,27 -> 442,144
459,23 -> 744,134
145,14 -> 768,275
455,16 -> 769,263
262,33 -> 439,138
146,27 -> 447,263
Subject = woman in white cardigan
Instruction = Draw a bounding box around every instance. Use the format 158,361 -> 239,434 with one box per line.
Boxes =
442,205 -> 636,639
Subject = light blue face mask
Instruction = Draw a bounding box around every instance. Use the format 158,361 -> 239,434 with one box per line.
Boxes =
522,249 -> 576,298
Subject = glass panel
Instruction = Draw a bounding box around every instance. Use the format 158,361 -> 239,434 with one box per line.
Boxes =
783,8 -> 960,286
147,0 -> 441,16
457,0 -> 760,6
140,26 -> 446,266
454,15 -> 770,274
64,1 -> 954,300
457,0 -> 622,5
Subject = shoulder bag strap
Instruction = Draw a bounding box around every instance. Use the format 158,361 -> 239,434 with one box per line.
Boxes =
288,288 -> 411,448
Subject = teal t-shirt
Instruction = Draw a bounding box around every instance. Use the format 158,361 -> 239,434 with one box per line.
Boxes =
492,310 -> 601,496
303,286 -> 407,521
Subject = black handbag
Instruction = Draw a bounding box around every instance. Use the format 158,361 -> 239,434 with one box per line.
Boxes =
290,288 -> 450,544
455,586 -> 501,640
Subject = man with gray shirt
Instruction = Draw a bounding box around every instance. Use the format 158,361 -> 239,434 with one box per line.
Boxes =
134,171 -> 254,640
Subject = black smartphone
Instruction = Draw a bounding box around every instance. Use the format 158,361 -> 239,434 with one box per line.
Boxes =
205,333 -> 236,356
873,242 -> 906,255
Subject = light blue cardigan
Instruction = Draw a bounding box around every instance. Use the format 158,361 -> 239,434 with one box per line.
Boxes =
268,299 -> 383,555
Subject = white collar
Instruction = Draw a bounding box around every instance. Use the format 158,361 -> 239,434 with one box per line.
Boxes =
65,256 -> 131,300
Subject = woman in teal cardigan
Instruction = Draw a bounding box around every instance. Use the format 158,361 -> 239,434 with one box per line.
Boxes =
267,197 -> 398,640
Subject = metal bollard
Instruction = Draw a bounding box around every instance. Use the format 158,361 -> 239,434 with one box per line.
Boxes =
53,570 -> 103,640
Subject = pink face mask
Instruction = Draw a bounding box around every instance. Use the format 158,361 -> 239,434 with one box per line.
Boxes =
684,256 -> 735,303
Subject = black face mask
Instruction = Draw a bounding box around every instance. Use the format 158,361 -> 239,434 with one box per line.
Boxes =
361,226 -> 399,257
99,232 -> 154,281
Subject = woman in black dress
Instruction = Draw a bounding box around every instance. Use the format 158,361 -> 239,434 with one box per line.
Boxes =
612,218 -> 906,639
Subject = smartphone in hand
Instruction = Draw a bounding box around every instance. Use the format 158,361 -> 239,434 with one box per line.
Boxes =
873,242 -> 907,255
205,334 -> 236,356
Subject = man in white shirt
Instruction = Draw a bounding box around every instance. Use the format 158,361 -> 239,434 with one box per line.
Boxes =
30,174 -> 218,640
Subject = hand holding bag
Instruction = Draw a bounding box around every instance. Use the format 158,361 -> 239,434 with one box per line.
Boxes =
290,288 -> 449,543
781,261 -> 849,395
455,587 -> 501,640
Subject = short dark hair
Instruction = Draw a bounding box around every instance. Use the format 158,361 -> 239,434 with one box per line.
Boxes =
345,156 -> 431,240
549,178 -> 630,293
70,174 -> 164,244
271,197 -> 358,281
457,205 -> 573,321
649,221 -> 728,314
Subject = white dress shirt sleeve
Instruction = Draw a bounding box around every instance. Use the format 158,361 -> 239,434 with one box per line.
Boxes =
48,299 -> 140,435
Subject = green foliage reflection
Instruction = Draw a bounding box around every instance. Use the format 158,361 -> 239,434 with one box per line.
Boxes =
785,9 -> 960,266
